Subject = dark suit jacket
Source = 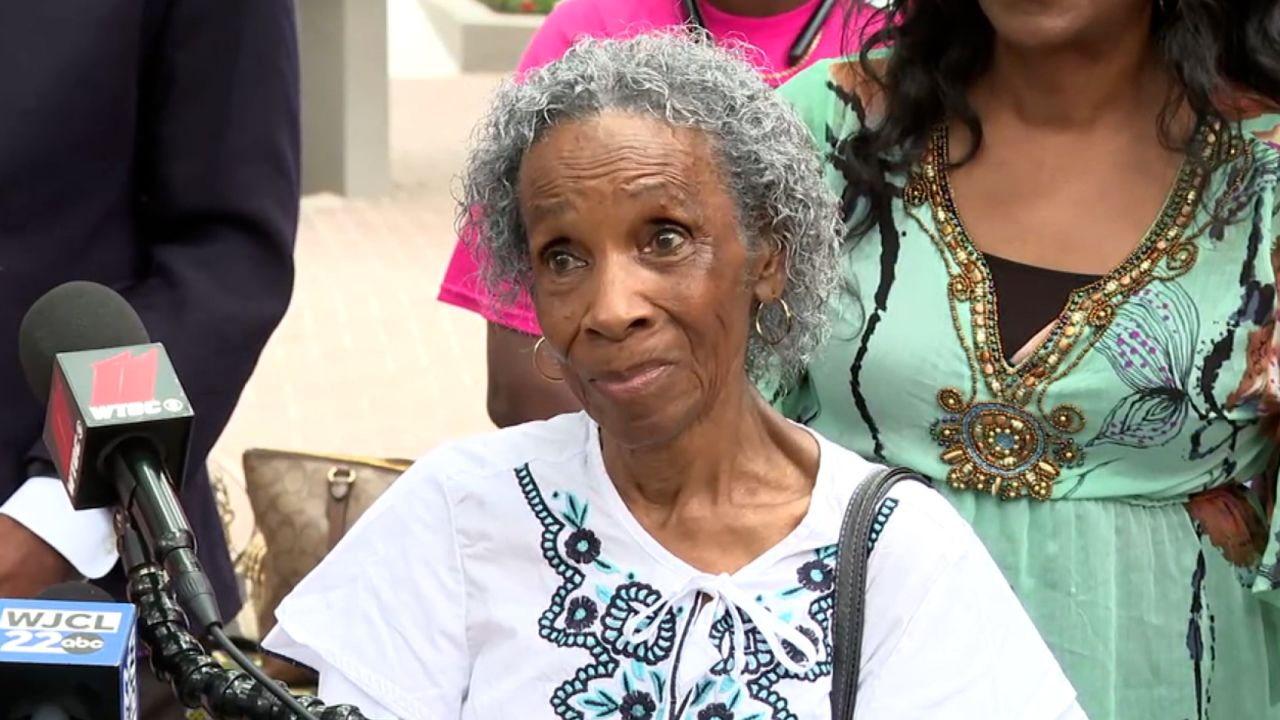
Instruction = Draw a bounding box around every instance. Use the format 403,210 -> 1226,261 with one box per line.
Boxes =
0,0 -> 300,619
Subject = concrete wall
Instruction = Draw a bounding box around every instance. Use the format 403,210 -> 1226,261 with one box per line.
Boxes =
298,0 -> 392,197
420,0 -> 541,73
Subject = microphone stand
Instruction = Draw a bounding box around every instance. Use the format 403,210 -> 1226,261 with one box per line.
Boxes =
120,524 -> 370,720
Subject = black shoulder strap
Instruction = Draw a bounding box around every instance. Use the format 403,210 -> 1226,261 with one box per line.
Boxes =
829,466 -> 931,720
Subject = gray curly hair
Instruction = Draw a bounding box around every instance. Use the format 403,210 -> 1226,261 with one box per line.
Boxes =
458,30 -> 841,383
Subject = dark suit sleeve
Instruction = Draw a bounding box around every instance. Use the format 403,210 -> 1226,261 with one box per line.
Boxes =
130,0 -> 300,470
58,0 -> 301,475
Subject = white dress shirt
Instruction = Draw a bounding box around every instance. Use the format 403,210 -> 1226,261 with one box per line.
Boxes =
0,475 -> 118,579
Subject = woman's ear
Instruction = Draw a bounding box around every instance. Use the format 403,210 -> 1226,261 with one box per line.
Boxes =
751,239 -> 788,303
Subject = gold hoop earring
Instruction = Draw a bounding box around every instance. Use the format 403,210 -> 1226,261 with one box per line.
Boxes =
754,297 -> 794,347
532,337 -> 564,383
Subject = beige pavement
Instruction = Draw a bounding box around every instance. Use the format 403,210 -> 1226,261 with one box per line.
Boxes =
210,9 -> 507,479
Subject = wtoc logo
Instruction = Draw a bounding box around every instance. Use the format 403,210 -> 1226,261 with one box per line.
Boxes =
87,348 -> 183,420
89,399 -> 184,421
0,607 -> 120,656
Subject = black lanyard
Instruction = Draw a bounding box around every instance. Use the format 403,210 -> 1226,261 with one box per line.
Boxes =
682,0 -> 839,68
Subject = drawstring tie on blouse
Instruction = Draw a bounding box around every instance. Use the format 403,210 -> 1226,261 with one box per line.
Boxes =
620,573 -> 819,677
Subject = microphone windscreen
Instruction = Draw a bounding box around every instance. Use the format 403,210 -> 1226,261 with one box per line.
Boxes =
18,282 -> 150,405
35,583 -> 115,604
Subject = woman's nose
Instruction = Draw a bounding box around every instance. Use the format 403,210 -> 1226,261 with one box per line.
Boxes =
583,255 -> 654,341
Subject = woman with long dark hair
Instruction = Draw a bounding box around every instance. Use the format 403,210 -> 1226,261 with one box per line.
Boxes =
777,0 -> 1280,717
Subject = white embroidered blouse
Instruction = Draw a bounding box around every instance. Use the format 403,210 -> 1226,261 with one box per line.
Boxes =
264,412 -> 1086,719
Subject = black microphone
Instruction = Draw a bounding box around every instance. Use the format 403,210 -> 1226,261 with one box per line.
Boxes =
19,282 -> 329,720
0,582 -> 139,720
17,281 -> 221,632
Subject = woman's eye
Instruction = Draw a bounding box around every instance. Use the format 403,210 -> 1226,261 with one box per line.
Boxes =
648,227 -> 688,255
545,248 -> 585,274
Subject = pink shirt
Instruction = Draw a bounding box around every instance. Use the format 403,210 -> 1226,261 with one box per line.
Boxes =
438,0 -> 881,335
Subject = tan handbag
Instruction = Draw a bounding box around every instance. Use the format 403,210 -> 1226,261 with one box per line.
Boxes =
242,449 -> 413,684
207,458 -> 268,641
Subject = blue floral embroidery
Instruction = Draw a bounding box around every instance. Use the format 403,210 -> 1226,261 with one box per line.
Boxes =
566,529 -> 602,564
697,703 -> 735,720
600,583 -> 679,664
868,497 -> 899,553
708,612 -> 775,677
617,690 -> 657,720
795,560 -> 834,593
517,463 -> 899,719
517,464 -> 633,718
566,597 -> 600,632
742,592 -> 835,720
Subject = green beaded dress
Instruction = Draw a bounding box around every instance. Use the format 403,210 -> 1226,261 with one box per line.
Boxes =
775,58 -> 1280,718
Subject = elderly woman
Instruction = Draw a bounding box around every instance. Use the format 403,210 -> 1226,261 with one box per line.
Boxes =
774,0 -> 1280,717
262,34 -> 1083,719
435,0 -> 883,429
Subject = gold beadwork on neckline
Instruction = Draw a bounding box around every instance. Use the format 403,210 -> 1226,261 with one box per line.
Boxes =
917,119 -> 1220,501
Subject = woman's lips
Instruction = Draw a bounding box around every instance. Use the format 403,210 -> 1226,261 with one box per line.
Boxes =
590,361 -> 673,399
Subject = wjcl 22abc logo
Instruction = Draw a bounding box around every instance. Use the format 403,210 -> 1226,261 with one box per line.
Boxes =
0,607 -> 121,655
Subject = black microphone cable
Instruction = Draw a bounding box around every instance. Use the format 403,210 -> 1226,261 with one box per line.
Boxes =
121,525 -> 365,720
